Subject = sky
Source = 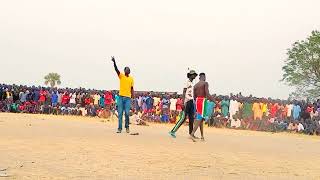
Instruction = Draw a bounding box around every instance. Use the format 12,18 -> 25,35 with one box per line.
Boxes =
0,0 -> 319,99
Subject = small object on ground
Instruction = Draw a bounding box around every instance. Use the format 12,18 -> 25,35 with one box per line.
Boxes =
0,168 -> 7,171
0,172 -> 9,177
130,133 -> 139,136
19,165 -> 23,168
169,132 -> 176,138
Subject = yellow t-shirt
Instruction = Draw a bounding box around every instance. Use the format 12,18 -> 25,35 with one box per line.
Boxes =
119,73 -> 134,98
262,103 -> 268,113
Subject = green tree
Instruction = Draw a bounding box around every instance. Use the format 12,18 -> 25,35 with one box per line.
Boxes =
282,30 -> 320,100
44,73 -> 61,88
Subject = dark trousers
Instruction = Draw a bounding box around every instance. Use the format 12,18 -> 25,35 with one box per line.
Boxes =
171,100 -> 194,134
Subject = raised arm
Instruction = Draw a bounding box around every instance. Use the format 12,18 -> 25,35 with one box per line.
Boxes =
111,56 -> 120,76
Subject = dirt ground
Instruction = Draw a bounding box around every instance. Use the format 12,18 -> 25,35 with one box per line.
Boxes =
0,113 -> 320,180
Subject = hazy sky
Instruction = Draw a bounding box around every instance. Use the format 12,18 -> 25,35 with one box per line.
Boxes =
1,0 -> 320,99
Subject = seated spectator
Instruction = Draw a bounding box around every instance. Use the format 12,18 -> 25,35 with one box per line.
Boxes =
287,121 -> 298,132
230,113 -> 241,129
98,108 -> 112,119
297,122 -> 305,132
131,111 -> 148,126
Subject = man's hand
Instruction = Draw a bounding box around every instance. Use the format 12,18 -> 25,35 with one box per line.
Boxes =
111,56 -> 115,63
111,56 -> 120,75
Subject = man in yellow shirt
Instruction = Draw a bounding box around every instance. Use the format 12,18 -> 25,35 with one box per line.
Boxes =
111,56 -> 134,133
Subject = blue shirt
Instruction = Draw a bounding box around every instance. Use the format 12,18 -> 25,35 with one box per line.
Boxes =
146,96 -> 153,109
33,90 -> 40,101
99,97 -> 105,107
293,105 -> 301,120
115,95 -> 119,105
162,98 -> 170,109
52,93 -> 58,104
20,92 -> 28,102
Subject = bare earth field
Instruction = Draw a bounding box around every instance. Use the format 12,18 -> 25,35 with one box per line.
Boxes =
0,113 -> 320,180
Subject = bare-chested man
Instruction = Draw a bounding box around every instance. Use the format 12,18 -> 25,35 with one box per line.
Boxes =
190,73 -> 212,142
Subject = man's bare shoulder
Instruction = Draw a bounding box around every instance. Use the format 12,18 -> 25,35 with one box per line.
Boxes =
195,81 -> 207,86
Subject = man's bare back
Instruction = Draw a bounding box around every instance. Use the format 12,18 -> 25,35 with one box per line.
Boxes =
194,81 -> 208,99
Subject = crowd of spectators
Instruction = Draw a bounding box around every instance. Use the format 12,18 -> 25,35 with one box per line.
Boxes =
1,83 -> 320,135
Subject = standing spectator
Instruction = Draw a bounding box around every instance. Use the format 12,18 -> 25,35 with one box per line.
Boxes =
33,88 -> 40,102
153,95 -> 160,108
99,94 -> 105,108
161,95 -> 170,123
69,92 -> 76,107
293,103 -> 301,120
5,88 -> 12,100
61,92 -> 70,105
146,94 -> 153,113
39,88 -> 46,105
286,102 -> 293,118
104,91 -> 113,110
58,91 -> 63,104
52,91 -> 58,106
170,96 -> 177,113
221,96 -> 230,118
176,95 -> 183,112
229,97 -> 240,120
20,90 -> 29,103
93,92 -> 100,106
252,99 -> 263,120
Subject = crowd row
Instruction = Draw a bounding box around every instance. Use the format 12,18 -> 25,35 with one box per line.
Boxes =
1,84 -> 320,135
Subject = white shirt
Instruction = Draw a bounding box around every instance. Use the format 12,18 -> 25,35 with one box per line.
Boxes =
229,100 -> 239,118
286,104 -> 293,117
231,119 -> 241,128
70,93 -> 76,104
79,107 -> 87,116
170,98 -> 177,111
298,123 -> 304,132
58,93 -> 63,103
184,79 -> 194,104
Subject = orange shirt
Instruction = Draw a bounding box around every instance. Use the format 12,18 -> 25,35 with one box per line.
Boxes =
252,102 -> 263,120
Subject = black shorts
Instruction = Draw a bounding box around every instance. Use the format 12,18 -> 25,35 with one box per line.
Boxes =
185,100 -> 195,117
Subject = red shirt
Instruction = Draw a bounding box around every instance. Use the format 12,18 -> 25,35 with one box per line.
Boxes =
39,90 -> 46,102
270,103 -> 279,118
104,92 -> 113,105
85,98 -> 91,105
307,106 -> 313,113
61,94 -> 70,105
176,98 -> 183,111
19,104 -> 25,111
